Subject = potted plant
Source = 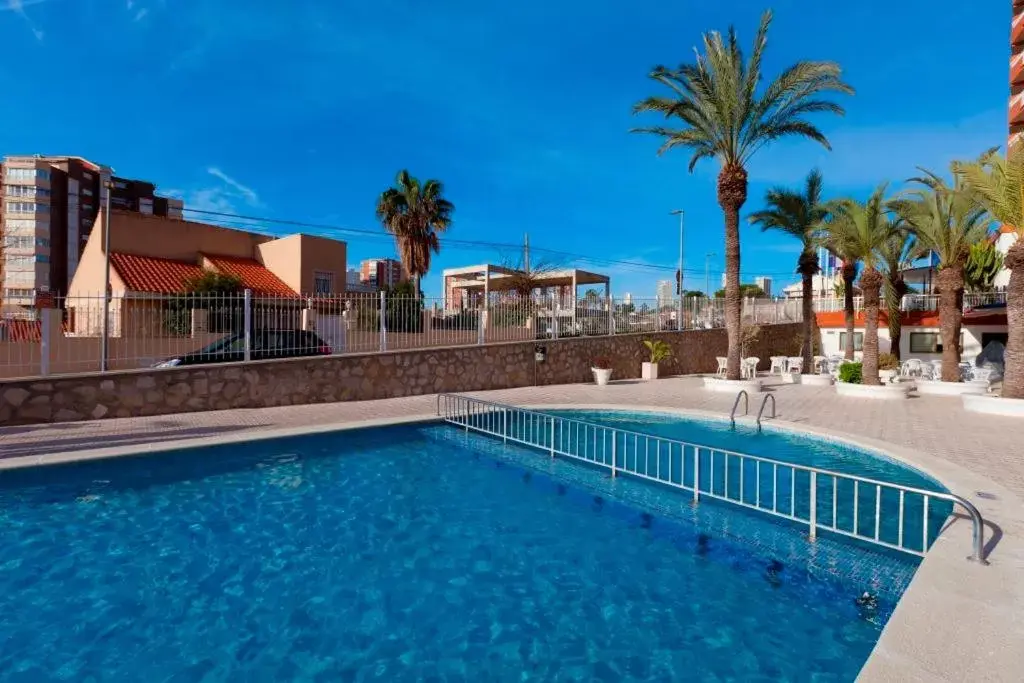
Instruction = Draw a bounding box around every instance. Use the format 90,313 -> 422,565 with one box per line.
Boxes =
642,340 -> 672,380
878,353 -> 899,384
592,356 -> 613,386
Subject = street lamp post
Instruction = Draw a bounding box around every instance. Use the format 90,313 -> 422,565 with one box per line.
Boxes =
100,178 -> 113,372
670,209 -> 684,330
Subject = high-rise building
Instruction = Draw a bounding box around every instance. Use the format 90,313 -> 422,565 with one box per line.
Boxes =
359,258 -> 405,289
755,276 -> 773,297
656,279 -> 673,304
1012,1 -> 1024,147
1,154 -> 182,304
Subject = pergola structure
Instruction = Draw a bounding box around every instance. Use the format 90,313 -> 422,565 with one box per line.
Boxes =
442,264 -> 610,312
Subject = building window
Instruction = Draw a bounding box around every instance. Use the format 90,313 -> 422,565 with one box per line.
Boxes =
81,187 -> 93,197
2,236 -> 34,250
838,332 -> 864,351
909,332 -> 964,354
314,270 -> 335,295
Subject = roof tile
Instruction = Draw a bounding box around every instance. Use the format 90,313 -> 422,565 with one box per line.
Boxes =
202,254 -> 296,296
108,252 -> 297,296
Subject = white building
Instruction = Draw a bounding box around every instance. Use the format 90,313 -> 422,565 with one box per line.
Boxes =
623,293 -> 633,305
754,276 -> 772,297
993,226 -> 1018,290
656,280 -> 673,305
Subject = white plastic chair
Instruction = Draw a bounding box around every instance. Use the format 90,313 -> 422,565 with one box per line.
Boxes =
786,357 -> 803,374
769,356 -> 786,376
813,356 -> 828,375
742,357 -> 760,379
930,360 -> 944,379
900,359 -> 923,378
715,356 -> 728,377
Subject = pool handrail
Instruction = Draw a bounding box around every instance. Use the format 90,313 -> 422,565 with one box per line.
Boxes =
435,393 -> 988,564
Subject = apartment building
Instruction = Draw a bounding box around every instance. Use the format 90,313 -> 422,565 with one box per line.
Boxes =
0,155 -> 184,306
359,258 -> 405,289
1012,1 -> 1024,147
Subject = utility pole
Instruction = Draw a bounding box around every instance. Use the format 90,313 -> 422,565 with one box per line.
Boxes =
670,210 -> 684,329
100,177 -> 113,372
523,233 -> 530,275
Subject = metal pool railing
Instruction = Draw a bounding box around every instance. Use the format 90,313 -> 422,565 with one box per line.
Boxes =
436,394 -> 988,563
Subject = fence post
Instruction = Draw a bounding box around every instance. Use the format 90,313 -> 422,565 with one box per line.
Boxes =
379,291 -> 387,352
549,417 -> 556,457
610,431 -> 617,478
692,447 -> 700,503
808,470 -> 818,541
607,294 -> 614,336
39,307 -> 57,376
243,289 -> 252,362
477,305 -> 485,345
551,292 -> 559,339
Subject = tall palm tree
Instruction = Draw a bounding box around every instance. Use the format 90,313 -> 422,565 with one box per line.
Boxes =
825,185 -> 900,384
955,149 -> 1024,399
893,167 -> 992,381
748,169 -> 828,371
631,9 -> 852,380
375,170 -> 454,296
876,230 -> 913,361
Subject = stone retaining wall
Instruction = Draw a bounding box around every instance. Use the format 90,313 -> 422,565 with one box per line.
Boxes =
0,323 -> 801,425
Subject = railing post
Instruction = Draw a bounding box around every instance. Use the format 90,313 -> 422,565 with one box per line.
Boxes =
610,430 -> 617,478
692,447 -> 699,503
549,417 -> 556,456
550,292 -> 559,339
243,289 -> 252,362
808,471 -> 818,541
503,409 -> 508,443
477,305 -> 485,345
608,294 -> 614,336
379,291 -> 387,352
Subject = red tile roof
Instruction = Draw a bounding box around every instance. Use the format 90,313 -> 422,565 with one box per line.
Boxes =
0,319 -> 69,341
202,254 -> 296,296
109,252 -> 297,296
110,253 -> 205,295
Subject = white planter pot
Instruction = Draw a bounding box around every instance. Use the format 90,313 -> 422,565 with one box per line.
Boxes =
592,368 -> 613,386
963,394 -> 1024,417
801,373 -> 834,387
915,379 -> 987,397
879,369 -> 897,383
835,381 -> 911,400
782,372 -> 802,384
642,362 -> 659,380
703,377 -> 763,393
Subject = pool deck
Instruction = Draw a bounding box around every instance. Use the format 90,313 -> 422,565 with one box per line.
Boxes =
2,375 -> 1023,682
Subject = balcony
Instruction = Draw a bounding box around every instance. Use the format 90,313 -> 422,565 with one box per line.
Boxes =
1011,93 -> 1024,125
1014,11 -> 1024,46
1013,53 -> 1024,86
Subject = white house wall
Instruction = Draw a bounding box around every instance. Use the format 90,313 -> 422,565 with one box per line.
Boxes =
818,324 -> 1006,363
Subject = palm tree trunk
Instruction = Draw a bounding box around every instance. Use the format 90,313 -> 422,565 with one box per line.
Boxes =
1002,242 -> 1024,399
886,279 -> 906,361
936,267 -> 965,382
801,271 -> 814,370
718,164 -> 748,381
860,268 -> 883,386
842,263 -> 857,360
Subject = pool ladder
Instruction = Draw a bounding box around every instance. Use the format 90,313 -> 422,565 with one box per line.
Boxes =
730,390 -> 776,433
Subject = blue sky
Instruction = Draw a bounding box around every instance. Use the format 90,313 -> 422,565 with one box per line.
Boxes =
0,0 -> 1008,297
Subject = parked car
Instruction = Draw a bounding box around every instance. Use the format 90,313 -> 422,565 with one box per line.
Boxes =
153,329 -> 332,368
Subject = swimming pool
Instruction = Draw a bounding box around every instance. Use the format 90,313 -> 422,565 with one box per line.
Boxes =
0,419 -> 922,681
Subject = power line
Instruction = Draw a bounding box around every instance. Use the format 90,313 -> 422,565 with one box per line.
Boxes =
179,206 -> 807,279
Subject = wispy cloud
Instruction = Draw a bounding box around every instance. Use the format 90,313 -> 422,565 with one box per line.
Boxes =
206,168 -> 261,207
5,0 -> 47,41
134,8 -> 147,21
164,168 -> 264,220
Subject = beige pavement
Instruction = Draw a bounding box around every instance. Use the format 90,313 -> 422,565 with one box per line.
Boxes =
1,375 -> 1023,681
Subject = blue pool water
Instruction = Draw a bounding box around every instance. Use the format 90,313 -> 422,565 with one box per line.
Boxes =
0,421 -> 921,681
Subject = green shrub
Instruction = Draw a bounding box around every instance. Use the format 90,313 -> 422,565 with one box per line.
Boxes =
878,353 -> 899,371
643,339 -> 672,364
838,362 -> 863,384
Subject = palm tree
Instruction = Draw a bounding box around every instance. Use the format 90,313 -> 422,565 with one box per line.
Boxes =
955,149 -> 1024,399
876,230 -> 913,361
631,9 -> 852,380
375,170 -> 454,296
748,169 -> 828,371
825,185 -> 900,384
893,167 -> 992,381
